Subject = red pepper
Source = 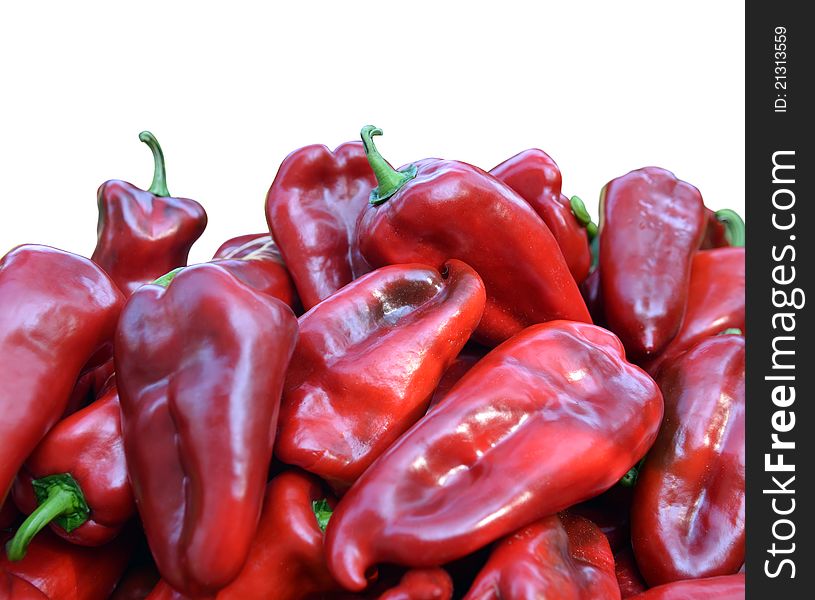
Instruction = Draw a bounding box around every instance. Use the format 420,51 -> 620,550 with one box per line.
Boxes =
642,247 -> 745,376
614,546 -> 648,598
626,574 -> 744,599
211,234 -> 300,310
115,263 -> 298,596
427,345 -> 487,412
0,527 -> 133,600
0,245 -> 124,506
265,141 -> 376,310
370,568 -> 453,600
356,126 -> 590,346
7,383 -> 134,559
631,335 -> 744,586
276,260 -> 485,490
325,321 -> 663,590
92,132 -> 207,296
599,167 -> 706,359
463,513 -> 620,599
490,149 -> 592,284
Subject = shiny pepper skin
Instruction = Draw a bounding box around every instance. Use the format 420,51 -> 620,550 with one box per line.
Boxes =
627,574 -> 745,599
325,321 -> 663,590
266,142 -> 376,310
599,167 -> 706,359
490,148 -> 591,284
632,335 -> 745,586
276,260 -> 486,490
464,513 -> 620,600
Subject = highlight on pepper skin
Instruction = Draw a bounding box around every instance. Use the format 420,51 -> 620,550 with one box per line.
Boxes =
0,126 -> 745,600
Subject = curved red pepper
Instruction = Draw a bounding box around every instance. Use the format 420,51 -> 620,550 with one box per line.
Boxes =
211,234 -> 300,310
0,245 -> 124,506
490,149 -> 592,284
427,345 -> 487,412
464,513 -> 620,599
265,141 -> 376,310
627,574 -> 744,599
276,260 -> 485,489
0,527 -> 133,600
92,132 -> 207,296
325,321 -> 663,590
599,167 -> 706,359
8,383 -> 134,558
631,335 -> 744,586
115,263 -> 298,596
356,126 -> 590,346
642,247 -> 745,376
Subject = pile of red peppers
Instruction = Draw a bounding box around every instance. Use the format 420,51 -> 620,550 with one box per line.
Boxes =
0,126 -> 745,599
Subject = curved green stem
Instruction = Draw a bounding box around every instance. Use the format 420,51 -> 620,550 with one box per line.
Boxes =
360,125 -> 417,205
619,457 -> 646,488
139,131 -> 171,197
570,196 -> 598,240
5,474 -> 89,561
715,209 -> 745,247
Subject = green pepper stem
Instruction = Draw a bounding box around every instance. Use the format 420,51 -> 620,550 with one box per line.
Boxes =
715,209 -> 745,247
5,482 -> 86,561
360,125 -> 417,205
152,267 -> 184,288
312,498 -> 333,533
139,131 -> 170,197
569,196 -> 598,240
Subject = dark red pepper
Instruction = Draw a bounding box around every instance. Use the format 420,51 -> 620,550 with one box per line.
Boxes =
490,148 -> 592,284
598,167 -> 706,359
92,132 -> 207,296
7,383 -> 134,559
276,261 -> 485,490
631,335 -> 745,586
356,126 -> 590,346
325,321 -> 662,590
463,513 -> 620,599
0,246 -> 124,506
265,141 -> 376,310
115,263 -> 298,596
615,546 -> 648,598
626,574 -> 744,599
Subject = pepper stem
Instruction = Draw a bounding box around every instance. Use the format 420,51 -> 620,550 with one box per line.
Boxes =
360,125 -> 417,205
5,474 -> 89,561
152,267 -> 184,288
139,131 -> 171,197
570,196 -> 598,240
715,209 -> 745,247
312,498 -> 333,533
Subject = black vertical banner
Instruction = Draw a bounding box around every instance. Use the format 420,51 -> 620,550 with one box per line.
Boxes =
746,2 -> 813,598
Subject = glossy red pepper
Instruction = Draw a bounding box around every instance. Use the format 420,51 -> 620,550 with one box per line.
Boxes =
598,167 -> 706,359
325,321 -> 663,590
211,233 -> 300,310
490,149 -> 592,284
427,345 -> 487,412
92,132 -> 207,296
7,384 -> 134,559
276,261 -> 485,490
642,247 -> 745,376
0,245 -> 124,506
614,546 -> 647,598
464,513 -> 619,599
265,141 -> 376,310
115,263 -> 298,596
0,527 -> 133,600
626,574 -> 744,599
631,335 -> 744,586
356,126 -> 590,346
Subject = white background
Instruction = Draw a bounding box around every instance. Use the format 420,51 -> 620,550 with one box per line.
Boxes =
1,1 -> 745,263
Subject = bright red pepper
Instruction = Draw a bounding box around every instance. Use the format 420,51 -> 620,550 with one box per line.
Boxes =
0,527 -> 133,600
92,132 -> 207,296
490,149 -> 592,284
7,383 -> 134,559
631,335 -> 744,586
626,574 -> 744,599
265,141 -> 376,310
356,126 -> 590,346
115,263 -> 298,596
276,261 -> 485,490
325,321 -> 663,590
211,233 -> 300,310
614,546 -> 648,598
463,513 -> 620,600
598,167 -> 706,359
642,247 -> 745,376
0,245 -> 124,506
